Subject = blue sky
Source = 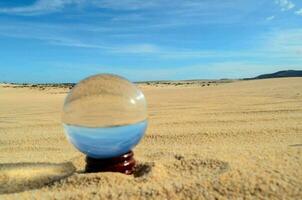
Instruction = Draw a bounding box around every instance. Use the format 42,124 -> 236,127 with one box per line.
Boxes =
0,0 -> 301,83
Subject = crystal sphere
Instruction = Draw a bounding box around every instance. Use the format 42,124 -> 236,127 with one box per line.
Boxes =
62,74 -> 147,158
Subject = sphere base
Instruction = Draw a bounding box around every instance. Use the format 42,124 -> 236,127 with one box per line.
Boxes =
85,151 -> 135,175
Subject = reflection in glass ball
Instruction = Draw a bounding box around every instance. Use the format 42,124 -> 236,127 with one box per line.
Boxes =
62,74 -> 147,158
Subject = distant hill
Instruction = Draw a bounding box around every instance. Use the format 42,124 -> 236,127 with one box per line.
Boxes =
245,70 -> 302,80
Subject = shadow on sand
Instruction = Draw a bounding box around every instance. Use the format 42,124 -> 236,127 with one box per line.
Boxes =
0,162 -> 75,194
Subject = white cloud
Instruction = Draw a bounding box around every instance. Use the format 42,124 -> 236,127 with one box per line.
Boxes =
295,8 -> 302,16
0,0 -> 271,31
110,44 -> 160,54
1,20 -> 301,61
275,0 -> 295,11
92,0 -> 159,10
0,0 -> 82,15
0,0 -> 264,22
0,23 -> 159,54
0,13 -> 301,62
266,15 -> 275,21
0,0 -> 203,15
266,29 -> 302,56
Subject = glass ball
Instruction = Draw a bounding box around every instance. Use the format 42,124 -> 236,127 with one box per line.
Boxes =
62,74 -> 147,158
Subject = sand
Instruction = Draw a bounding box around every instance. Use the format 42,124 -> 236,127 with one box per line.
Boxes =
0,78 -> 301,199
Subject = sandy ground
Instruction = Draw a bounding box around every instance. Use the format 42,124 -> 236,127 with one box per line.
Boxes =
0,78 -> 301,199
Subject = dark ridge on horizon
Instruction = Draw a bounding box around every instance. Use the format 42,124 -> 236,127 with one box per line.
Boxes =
244,70 -> 302,80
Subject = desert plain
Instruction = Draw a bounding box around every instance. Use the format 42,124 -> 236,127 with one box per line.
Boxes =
0,77 -> 301,199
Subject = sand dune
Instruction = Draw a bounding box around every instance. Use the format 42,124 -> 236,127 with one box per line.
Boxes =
0,78 -> 301,199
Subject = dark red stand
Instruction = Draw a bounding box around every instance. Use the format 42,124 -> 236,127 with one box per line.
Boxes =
85,151 -> 135,175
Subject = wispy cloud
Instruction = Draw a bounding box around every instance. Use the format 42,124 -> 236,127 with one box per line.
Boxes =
92,0 -> 159,10
0,0 -> 216,15
0,0 -> 83,15
295,8 -> 302,16
110,44 -> 161,54
0,2 -> 301,63
266,15 -> 275,21
52,40 -> 162,54
0,0 -> 269,32
0,20 -> 163,54
0,0 -> 262,23
275,0 -> 295,11
0,19 -> 301,62
265,28 -> 302,57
